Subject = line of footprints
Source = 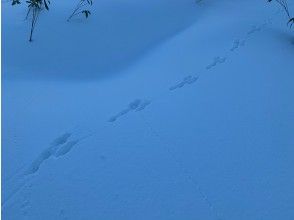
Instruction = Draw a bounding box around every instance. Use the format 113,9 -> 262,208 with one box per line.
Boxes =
17,22 -> 272,184
108,21 -> 270,122
108,99 -> 151,122
25,133 -> 79,175
7,19 -> 272,219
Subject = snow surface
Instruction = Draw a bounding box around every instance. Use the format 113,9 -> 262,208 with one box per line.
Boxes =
2,0 -> 294,219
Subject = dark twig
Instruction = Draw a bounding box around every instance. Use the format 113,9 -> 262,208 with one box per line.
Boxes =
67,0 -> 93,22
268,0 -> 294,27
12,0 -> 50,41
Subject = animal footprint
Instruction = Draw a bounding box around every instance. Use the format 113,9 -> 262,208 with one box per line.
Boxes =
50,133 -> 71,147
2,132 -> 83,207
135,100 -> 151,112
247,25 -> 262,35
206,56 -> 226,70
230,39 -> 245,52
108,99 -> 151,122
54,140 -> 79,157
169,75 -> 199,91
25,133 -> 79,175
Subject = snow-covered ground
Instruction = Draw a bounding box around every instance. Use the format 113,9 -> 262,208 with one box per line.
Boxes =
2,0 -> 294,219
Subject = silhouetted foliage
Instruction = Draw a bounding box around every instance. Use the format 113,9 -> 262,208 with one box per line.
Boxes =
27,0 -> 50,41
11,0 -> 50,41
67,0 -> 93,22
12,0 -> 21,5
268,0 -> 294,27
11,0 -> 93,42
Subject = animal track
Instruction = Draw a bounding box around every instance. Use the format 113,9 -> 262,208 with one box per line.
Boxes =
25,133 -> 79,175
135,100 -> 151,112
108,99 -> 151,122
247,24 -> 263,35
25,149 -> 54,175
206,56 -> 226,70
3,130 -> 90,209
50,133 -> 71,146
230,39 -> 246,52
169,75 -> 199,91
246,23 -> 267,36
54,140 -> 79,157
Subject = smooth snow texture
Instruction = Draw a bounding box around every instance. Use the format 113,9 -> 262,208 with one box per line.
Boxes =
2,0 -> 203,79
2,0 -> 294,220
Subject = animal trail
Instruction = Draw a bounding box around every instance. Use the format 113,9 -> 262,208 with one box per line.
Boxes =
25,133 -> 80,175
247,25 -> 262,35
246,22 -> 269,36
50,133 -> 71,146
2,132 -> 82,206
108,99 -> 151,122
169,75 -> 199,91
230,39 -> 246,52
206,56 -> 226,70
25,149 -> 54,175
54,140 -> 79,157
135,100 -> 151,112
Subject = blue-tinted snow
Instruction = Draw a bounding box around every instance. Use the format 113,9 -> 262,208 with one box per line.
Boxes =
2,0 -> 294,219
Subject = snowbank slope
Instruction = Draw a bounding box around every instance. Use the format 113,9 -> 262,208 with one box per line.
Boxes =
2,0 -> 294,220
